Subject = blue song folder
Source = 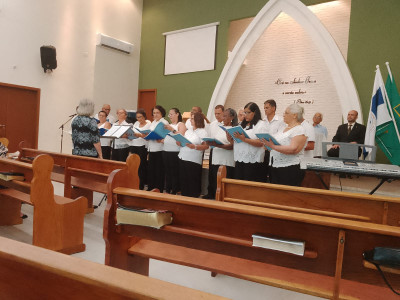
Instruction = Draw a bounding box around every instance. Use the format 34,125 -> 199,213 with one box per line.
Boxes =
255,133 -> 280,151
219,125 -> 249,143
144,122 -> 170,140
168,133 -> 192,147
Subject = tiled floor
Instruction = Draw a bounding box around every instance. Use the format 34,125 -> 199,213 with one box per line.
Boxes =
0,181 -> 323,299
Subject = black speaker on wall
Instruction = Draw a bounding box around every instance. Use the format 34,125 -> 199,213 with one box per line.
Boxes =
40,45 -> 57,73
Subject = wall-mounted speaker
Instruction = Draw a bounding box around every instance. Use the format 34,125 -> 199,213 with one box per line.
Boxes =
40,45 -> 57,72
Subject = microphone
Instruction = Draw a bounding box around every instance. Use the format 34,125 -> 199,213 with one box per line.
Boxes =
69,113 -> 77,118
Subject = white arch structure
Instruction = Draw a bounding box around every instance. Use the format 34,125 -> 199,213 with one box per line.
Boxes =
207,0 -> 361,122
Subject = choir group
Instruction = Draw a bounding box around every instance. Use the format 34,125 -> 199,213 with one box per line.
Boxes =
72,99 -> 317,199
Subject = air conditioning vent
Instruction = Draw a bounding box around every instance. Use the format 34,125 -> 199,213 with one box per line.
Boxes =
96,33 -> 133,54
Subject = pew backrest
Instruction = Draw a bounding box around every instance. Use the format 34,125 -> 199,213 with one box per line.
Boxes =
215,165 -> 400,225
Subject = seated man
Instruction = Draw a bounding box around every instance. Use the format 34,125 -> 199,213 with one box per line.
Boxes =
327,110 -> 366,157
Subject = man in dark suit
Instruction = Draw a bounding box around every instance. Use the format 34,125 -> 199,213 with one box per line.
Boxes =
327,110 -> 366,157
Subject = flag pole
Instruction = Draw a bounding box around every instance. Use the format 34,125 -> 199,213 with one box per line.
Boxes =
381,64 -> 400,143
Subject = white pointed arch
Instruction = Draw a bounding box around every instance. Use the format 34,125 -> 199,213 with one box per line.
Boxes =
207,0 -> 361,122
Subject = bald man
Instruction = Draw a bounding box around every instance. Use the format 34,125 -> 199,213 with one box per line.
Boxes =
95,104 -> 116,124
327,110 -> 366,157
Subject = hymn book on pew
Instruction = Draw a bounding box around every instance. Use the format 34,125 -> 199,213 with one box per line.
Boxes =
0,172 -> 25,181
255,133 -> 281,151
116,205 -> 173,229
252,234 -> 305,256
219,125 -> 249,143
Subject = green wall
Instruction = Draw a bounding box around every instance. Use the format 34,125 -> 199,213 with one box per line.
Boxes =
139,0 -> 400,162
139,0 -> 330,112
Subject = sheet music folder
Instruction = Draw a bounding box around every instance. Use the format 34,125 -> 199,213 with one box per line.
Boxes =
102,125 -> 134,139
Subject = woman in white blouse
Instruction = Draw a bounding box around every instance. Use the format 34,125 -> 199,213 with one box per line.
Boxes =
204,108 -> 237,199
97,110 -> 112,159
111,109 -> 130,162
231,102 -> 267,182
147,105 -> 169,191
178,112 -> 209,198
163,108 -> 186,194
129,109 -> 151,190
262,103 -> 307,186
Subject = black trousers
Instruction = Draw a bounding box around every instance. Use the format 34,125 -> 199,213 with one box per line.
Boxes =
234,161 -> 267,183
130,145 -> 148,190
101,146 -> 111,160
179,159 -> 202,198
270,164 -> 305,187
208,164 -> 235,198
206,148 -> 214,197
148,151 -> 165,192
111,147 -> 129,162
163,151 -> 180,194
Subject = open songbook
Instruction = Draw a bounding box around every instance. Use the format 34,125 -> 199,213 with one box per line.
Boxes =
255,133 -> 280,151
102,125 -> 136,140
202,137 -> 224,147
219,125 -> 249,143
144,122 -> 171,140
168,133 -> 192,147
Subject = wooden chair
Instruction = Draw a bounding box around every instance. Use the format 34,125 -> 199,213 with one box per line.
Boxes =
0,155 -> 87,254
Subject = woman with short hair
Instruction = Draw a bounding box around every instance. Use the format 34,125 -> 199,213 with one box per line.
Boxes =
178,112 -> 209,198
111,109 -> 130,162
163,108 -> 186,194
262,103 -> 307,186
71,99 -> 102,158
147,105 -> 169,191
129,109 -> 151,190
97,110 -> 112,159
204,108 -> 237,199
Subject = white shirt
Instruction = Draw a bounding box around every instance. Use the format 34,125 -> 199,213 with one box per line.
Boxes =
185,118 -> 209,134
147,118 -> 169,152
271,125 -> 305,168
301,119 -> 315,158
233,120 -> 266,163
212,125 -> 235,167
99,122 -> 111,147
178,128 -> 208,165
163,122 -> 182,152
130,120 -> 151,147
111,120 -> 130,149
209,120 -> 223,138
264,115 -> 285,136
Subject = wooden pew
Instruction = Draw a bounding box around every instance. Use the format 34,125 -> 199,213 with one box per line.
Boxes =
215,166 -> 400,225
104,168 -> 400,300
18,141 -> 140,212
0,155 -> 87,254
0,236 -> 227,300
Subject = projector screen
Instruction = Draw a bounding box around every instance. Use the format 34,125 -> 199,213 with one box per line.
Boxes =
163,22 -> 219,75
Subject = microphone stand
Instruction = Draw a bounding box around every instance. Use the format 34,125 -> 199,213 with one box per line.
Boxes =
59,114 -> 76,153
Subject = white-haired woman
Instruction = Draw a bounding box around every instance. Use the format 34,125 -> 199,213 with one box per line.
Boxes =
71,99 -> 102,158
262,103 -> 307,186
